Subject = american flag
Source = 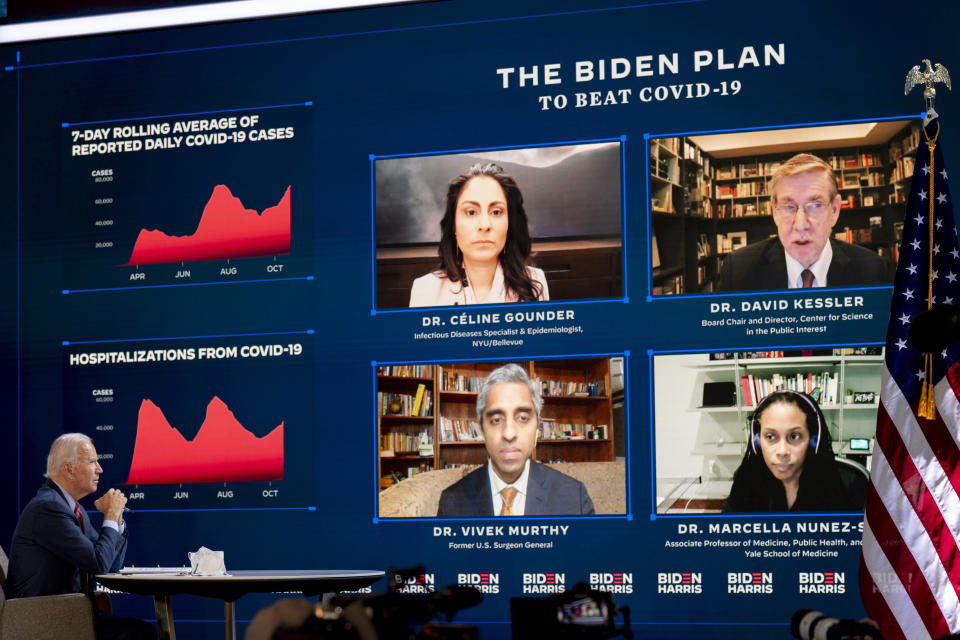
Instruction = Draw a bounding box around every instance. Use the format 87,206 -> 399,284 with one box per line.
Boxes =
860,117 -> 960,640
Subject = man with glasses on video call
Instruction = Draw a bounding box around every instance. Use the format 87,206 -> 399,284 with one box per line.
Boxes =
717,153 -> 888,291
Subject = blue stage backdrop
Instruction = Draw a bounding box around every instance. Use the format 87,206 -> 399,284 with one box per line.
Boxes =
2,1 -> 960,638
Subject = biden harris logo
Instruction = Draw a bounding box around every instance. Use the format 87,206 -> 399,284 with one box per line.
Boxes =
656,572 -> 701,594
590,572 -> 634,594
727,572 -> 773,594
457,573 -> 500,594
398,573 -> 435,594
799,572 -> 845,594
522,572 -> 565,594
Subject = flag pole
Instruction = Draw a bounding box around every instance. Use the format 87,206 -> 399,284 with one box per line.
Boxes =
905,60 -> 950,418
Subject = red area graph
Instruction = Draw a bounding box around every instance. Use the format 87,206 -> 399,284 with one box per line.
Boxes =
125,185 -> 291,265
125,396 -> 284,484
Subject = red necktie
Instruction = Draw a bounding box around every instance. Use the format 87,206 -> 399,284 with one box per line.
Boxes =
74,504 -> 90,594
74,503 -> 85,532
801,269 -> 815,288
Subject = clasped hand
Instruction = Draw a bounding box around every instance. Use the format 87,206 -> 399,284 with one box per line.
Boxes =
94,488 -> 127,524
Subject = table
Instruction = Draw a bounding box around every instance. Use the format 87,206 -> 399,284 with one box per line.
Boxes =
96,569 -> 385,640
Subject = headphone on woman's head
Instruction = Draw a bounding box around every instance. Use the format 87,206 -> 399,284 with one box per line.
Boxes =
749,390 -> 822,455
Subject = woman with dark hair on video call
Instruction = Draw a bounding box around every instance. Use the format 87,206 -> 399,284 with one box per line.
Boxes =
408,163 -> 549,307
724,390 -> 850,513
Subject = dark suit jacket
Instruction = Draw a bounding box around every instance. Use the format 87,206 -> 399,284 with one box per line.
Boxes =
5,480 -> 127,598
717,237 -> 889,292
436,461 -> 595,517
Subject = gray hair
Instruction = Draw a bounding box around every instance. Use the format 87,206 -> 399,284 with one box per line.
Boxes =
45,433 -> 92,478
768,153 -> 839,204
476,363 -> 542,422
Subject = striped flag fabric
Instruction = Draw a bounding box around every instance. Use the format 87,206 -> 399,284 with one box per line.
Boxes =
860,117 -> 960,640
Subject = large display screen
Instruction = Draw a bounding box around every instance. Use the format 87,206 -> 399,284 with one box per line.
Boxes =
2,1 -> 959,638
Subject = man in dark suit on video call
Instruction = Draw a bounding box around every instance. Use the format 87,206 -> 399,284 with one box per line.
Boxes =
436,363 -> 595,517
5,433 -> 155,640
717,153 -> 888,291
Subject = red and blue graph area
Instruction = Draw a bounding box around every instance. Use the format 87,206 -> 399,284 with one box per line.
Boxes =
62,107 -> 311,290
126,396 -> 284,484
125,185 -> 291,265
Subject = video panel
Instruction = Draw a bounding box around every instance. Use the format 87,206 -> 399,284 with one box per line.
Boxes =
375,355 -> 628,519
374,140 -> 625,309
652,346 -> 880,516
649,120 -> 913,296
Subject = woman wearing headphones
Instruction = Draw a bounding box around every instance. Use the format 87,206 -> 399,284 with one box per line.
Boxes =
724,390 -> 849,513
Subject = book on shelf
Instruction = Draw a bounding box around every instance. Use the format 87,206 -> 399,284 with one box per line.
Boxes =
657,137 -> 680,154
377,364 -> 433,378
441,462 -> 482,470
438,366 -> 484,392
714,181 -> 764,197
539,378 -> 606,397
835,227 -> 880,244
440,419 -> 455,443
412,383 -> 425,415
841,174 -> 860,188
717,234 -> 732,254
711,348 -> 880,360
834,346 -> 883,356
888,139 -> 903,162
715,165 -> 737,180
378,390 -> 432,417
696,233 -> 712,259
901,124 -> 920,155
740,376 -> 753,407
841,154 -> 859,168
710,348 -> 877,360
537,421 -> 609,440
439,416 -> 484,442
380,428 -> 434,455
538,418 -> 559,440
741,372 -> 839,407
890,156 -> 915,183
